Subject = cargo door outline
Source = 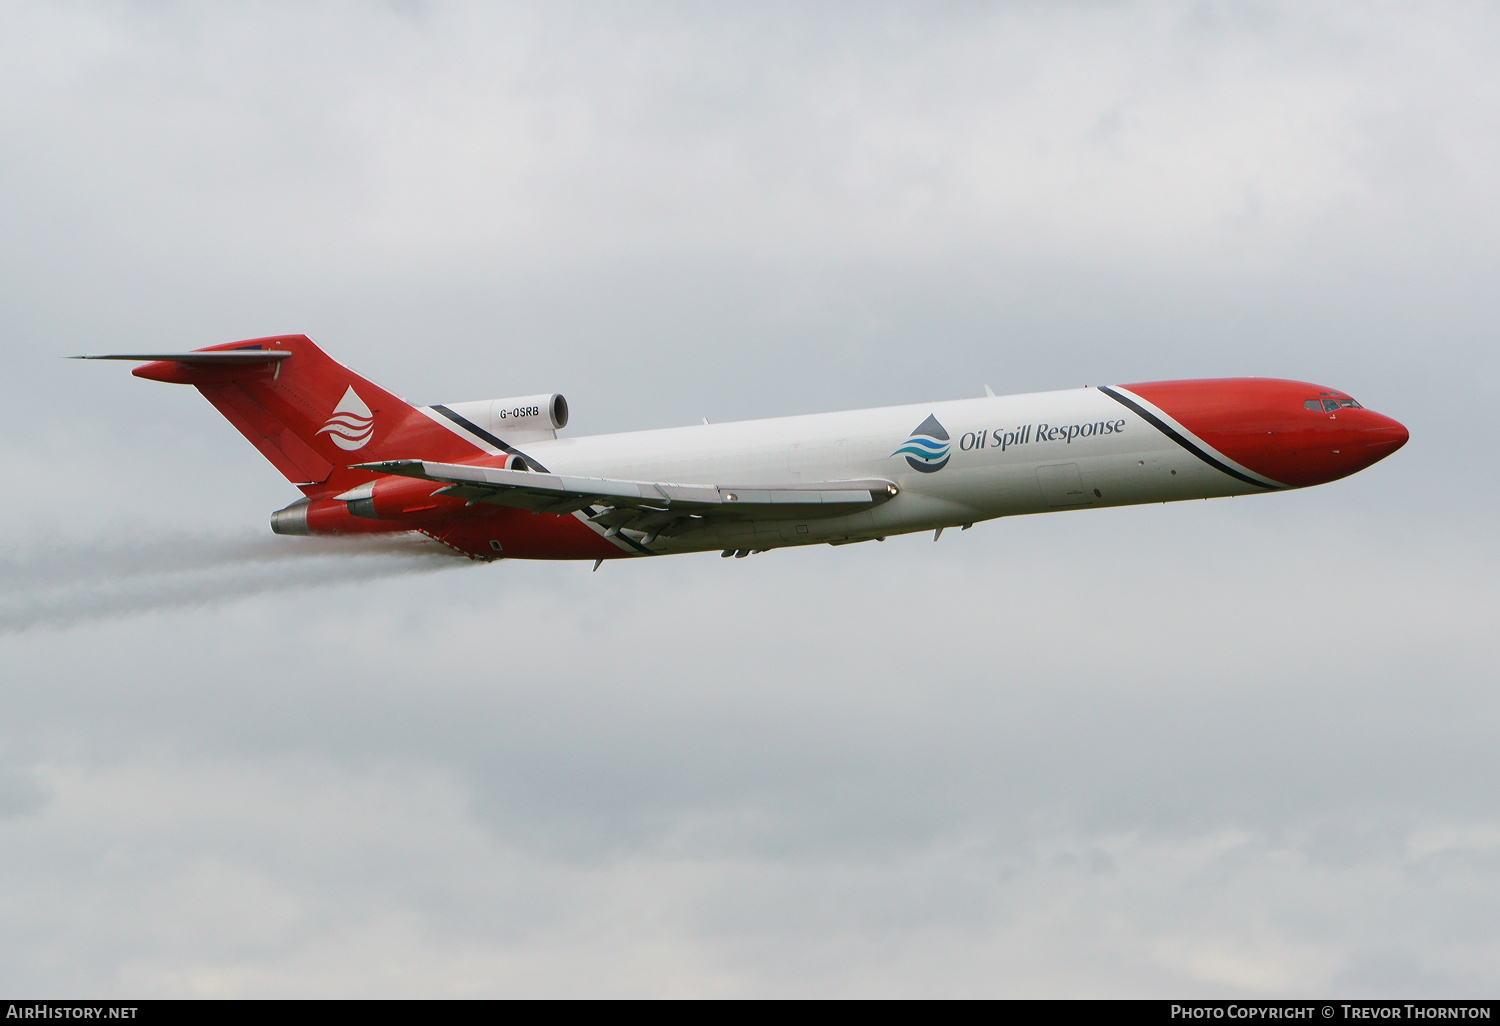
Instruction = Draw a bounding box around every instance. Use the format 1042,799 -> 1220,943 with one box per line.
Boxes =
1036,463 -> 1090,507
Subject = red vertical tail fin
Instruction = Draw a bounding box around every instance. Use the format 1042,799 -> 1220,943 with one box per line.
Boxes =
129,335 -> 487,494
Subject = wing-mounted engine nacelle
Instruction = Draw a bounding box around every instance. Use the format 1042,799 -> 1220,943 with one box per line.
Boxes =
439,393 -> 569,443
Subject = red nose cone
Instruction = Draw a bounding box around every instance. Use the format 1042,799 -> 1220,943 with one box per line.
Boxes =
1285,407 -> 1409,484
1119,379 -> 1409,488
1357,414 -> 1409,466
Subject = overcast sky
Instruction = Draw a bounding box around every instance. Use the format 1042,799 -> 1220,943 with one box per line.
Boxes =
1,0 -> 1497,997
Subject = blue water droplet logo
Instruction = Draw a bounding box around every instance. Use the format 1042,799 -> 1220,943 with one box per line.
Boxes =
891,414 -> 950,473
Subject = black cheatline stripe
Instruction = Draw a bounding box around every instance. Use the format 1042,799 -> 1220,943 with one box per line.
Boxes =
1097,386 -> 1280,490
429,405 -> 652,553
603,519 -> 654,554
429,404 -> 550,472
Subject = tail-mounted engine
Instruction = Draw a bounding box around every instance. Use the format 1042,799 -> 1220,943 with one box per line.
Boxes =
434,393 -> 568,443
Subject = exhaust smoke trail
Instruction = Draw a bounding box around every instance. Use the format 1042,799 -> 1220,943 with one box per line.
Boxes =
0,531 -> 472,634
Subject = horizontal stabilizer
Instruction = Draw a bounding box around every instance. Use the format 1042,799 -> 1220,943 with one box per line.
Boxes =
72,351 -> 292,363
353,459 -> 897,520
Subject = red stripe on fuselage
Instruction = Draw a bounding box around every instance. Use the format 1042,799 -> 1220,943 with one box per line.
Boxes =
1120,378 -> 1408,488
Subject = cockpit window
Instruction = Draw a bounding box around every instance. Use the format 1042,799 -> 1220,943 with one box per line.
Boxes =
1306,396 -> 1363,411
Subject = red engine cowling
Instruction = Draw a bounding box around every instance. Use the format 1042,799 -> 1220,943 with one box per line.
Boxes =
271,475 -> 471,535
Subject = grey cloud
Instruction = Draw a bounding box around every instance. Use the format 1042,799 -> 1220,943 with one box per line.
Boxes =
0,0 -> 1497,997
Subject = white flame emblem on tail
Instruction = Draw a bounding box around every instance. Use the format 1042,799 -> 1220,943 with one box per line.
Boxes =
317,386 -> 375,450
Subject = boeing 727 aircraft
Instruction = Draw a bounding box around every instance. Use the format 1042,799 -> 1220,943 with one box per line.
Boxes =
80,335 -> 1408,563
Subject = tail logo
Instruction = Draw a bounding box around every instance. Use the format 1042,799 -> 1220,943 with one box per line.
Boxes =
891,414 -> 951,473
317,386 -> 375,450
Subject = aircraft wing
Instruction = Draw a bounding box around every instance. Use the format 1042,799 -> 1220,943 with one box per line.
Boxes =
353,459 -> 897,530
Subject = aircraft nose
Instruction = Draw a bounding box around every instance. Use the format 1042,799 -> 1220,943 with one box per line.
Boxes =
1363,413 -> 1409,459
1343,410 -> 1408,475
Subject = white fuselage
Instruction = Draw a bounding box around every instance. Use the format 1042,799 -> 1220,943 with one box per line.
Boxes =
514,387 -> 1257,554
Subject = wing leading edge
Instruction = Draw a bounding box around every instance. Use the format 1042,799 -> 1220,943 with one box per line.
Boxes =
72,351 -> 293,363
